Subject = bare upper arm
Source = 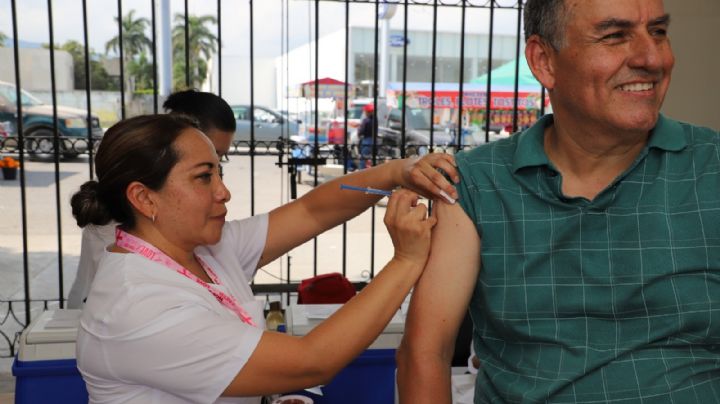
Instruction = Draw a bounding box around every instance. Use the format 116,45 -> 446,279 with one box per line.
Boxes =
403,201 -> 481,358
259,201 -> 311,268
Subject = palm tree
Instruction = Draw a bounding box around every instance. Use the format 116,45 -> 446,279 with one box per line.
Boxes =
172,14 -> 217,90
0,30 -> 8,47
128,51 -> 154,91
105,10 -> 152,97
52,40 -> 117,90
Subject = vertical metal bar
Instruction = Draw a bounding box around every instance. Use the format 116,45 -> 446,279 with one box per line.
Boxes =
285,0 -> 290,289
10,0 -> 32,326
82,0 -> 94,178
117,0 -> 126,119
307,1 -> 311,144
47,0 -> 65,308
286,0 -> 290,145
369,0 -> 380,278
217,0 -> 222,97
313,0 -> 319,186
371,1 -> 379,169
312,0 -> 319,276
184,0 -> 190,88
151,0 -> 159,114
400,0 -> 408,158
280,0 -> 285,143
342,0 -> 350,176
249,0 -> 255,216
456,0 -> 467,149
341,0 -> 350,277
511,0 -> 523,133
429,0 -> 438,153
484,0 -> 495,143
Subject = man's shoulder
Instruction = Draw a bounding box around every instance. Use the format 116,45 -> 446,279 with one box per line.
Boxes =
681,121 -> 719,140
663,116 -> 720,140
456,133 -> 519,167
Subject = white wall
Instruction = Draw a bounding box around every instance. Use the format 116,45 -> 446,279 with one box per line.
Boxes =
207,52 -> 277,108
274,29 -> 348,105
0,47 -> 74,92
662,0 -> 720,130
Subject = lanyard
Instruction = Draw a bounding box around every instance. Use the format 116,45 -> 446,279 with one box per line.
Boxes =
115,228 -> 257,327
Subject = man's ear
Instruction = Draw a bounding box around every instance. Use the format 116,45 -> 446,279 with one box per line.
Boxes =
126,181 -> 156,221
525,35 -> 557,90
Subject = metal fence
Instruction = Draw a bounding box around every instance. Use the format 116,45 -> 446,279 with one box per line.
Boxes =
0,0 -> 535,358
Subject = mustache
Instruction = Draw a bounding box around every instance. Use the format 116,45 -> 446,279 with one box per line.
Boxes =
614,68 -> 664,85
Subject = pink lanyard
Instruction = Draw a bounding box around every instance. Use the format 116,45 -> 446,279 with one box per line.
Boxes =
115,228 -> 257,327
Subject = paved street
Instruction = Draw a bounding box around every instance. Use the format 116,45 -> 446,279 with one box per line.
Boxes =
0,154 -> 396,392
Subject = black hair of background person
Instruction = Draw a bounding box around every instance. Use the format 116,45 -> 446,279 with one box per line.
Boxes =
162,89 -> 236,133
71,114 -> 199,229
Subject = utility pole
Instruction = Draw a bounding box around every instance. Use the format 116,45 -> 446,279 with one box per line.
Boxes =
378,3 -> 397,98
158,0 -> 172,96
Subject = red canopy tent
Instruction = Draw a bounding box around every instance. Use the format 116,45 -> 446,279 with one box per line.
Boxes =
300,77 -> 353,100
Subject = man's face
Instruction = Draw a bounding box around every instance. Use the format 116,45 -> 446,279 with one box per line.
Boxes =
548,0 -> 674,135
205,128 -> 234,157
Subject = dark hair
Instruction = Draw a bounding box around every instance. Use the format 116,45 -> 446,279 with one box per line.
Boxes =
524,0 -> 567,49
162,89 -> 236,133
70,114 -> 199,228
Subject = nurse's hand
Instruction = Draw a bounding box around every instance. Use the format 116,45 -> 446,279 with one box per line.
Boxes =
384,189 -> 437,270
397,153 -> 459,204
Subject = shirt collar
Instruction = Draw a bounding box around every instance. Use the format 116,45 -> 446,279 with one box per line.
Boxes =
512,114 -> 554,173
648,114 -> 687,152
512,113 -> 687,173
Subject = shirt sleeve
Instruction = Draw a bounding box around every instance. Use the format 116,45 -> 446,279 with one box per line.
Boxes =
97,282 -> 264,403
67,224 -> 116,309
207,214 -> 269,281
455,152 -> 480,235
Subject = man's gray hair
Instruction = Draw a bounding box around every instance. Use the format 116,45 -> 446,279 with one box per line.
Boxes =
523,0 -> 567,49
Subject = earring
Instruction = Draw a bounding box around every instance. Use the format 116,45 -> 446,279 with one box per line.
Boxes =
151,214 -> 156,223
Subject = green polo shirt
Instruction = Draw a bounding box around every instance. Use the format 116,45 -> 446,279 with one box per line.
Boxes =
456,114 -> 720,403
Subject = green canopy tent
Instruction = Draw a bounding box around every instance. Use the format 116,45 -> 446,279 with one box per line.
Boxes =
466,55 -> 549,131
470,54 -> 543,91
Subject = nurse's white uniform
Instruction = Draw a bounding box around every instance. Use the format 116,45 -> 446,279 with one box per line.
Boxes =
77,214 -> 269,404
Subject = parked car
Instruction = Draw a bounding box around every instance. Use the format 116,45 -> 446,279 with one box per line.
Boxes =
0,81 -> 103,159
231,105 -> 302,145
0,120 -> 10,138
324,118 -> 353,145
324,98 -> 377,145
345,98 -> 371,132
378,107 -> 456,156
447,122 -> 510,148
305,117 -> 331,143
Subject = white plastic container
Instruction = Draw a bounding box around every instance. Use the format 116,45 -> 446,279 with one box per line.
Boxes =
287,303 -> 404,349
17,309 -> 81,361
286,303 -> 404,404
12,309 -> 88,404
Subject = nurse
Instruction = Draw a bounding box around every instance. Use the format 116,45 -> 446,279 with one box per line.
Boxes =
70,113 -> 457,403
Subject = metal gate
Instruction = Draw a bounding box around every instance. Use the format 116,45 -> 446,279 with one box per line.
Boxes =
0,0 -> 536,359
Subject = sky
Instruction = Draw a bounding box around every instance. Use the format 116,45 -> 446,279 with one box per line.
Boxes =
0,0 -> 522,59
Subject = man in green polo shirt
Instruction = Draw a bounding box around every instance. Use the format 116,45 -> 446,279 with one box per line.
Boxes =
397,0 -> 720,402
